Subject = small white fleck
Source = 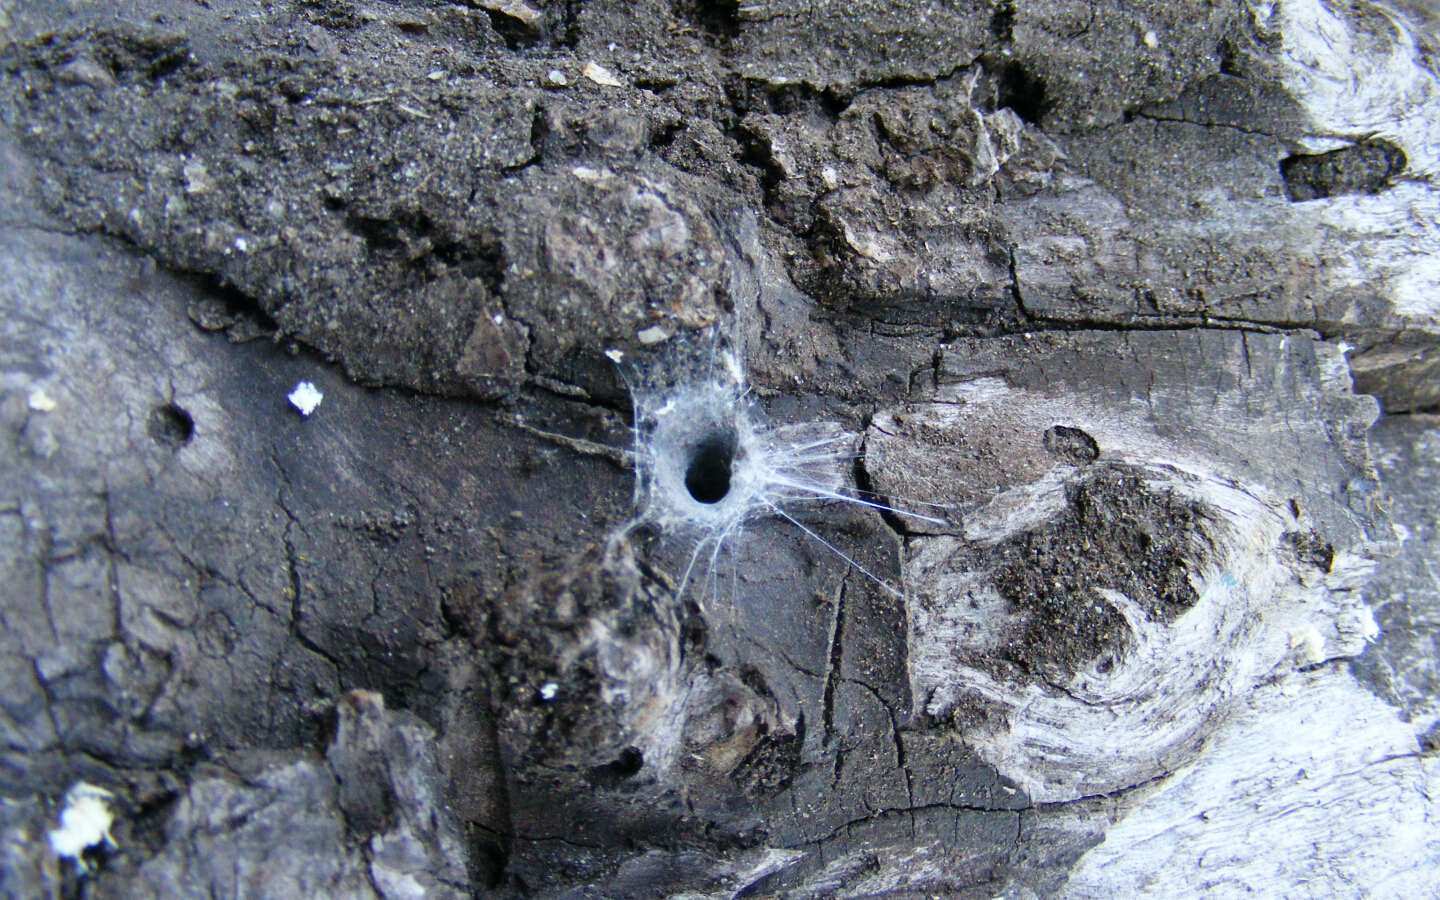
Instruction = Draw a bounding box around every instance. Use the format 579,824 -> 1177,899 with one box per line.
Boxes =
427,69 -> 446,81
49,782 -> 117,870
637,325 -> 670,345
27,390 -> 57,412
542,68 -> 568,88
604,348 -> 625,363
1143,30 -> 1159,49
492,313 -> 505,326
583,61 -> 623,87
234,237 -> 248,252
288,381 -> 324,416
539,682 -> 558,701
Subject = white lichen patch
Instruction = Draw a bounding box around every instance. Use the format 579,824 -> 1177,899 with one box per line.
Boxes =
1062,667 -> 1440,899
48,782 -> 117,870
1289,624 -> 1326,663
1312,183 -> 1440,322
871,335 -> 1386,803
1256,0 -> 1440,176
904,461 -> 1371,802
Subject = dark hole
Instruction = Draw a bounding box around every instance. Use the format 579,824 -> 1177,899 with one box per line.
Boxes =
1421,721 -> 1440,754
485,8 -> 544,50
1280,139 -> 1406,201
735,128 -> 786,203
59,840 -> 116,897
181,274 -> 280,339
1043,425 -> 1099,465
649,121 -> 683,149
148,404 -> 194,450
685,434 -> 734,504
995,61 -> 1050,125
587,747 -> 644,786
1283,530 -> 1335,573
679,0 -> 741,38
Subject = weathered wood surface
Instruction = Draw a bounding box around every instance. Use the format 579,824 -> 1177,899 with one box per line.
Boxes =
1,0 -> 1438,898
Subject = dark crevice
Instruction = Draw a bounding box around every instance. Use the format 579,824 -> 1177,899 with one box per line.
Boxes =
555,0 -> 583,47
821,573 -> 847,742
920,313 -> 1320,345
725,76 -> 852,119
177,271 -> 280,334
502,107 -> 548,173
269,455 -> 347,681
841,676 -> 914,807
733,717 -> 803,797
990,1 -> 1016,42
1007,245 -> 1034,324
797,804 -> 1024,848
464,821 -> 512,889
586,746 -> 644,786
848,463 -> 899,536
850,60 -> 971,93
1131,108 -> 1280,139
347,211 -> 431,252
1042,425 -> 1099,465
734,127 -> 787,207
1218,37 -> 1245,77
434,237 -> 506,295
298,0 -> 366,30
1031,768 -> 1174,809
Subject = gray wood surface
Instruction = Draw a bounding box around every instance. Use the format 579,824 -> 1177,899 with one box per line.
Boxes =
1,1 -> 1437,897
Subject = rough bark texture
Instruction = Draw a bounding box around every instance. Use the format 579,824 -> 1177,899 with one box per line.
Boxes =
1,0 -> 1438,898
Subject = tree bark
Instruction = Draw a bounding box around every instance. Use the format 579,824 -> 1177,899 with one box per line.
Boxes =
1,0 -> 1437,898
